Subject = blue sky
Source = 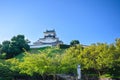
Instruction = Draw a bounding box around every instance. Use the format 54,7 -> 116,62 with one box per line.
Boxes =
0,0 -> 120,45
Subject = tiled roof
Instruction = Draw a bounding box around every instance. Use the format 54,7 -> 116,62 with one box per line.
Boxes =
44,29 -> 55,33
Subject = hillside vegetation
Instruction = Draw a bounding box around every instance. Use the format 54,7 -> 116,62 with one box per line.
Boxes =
0,38 -> 120,80
15,46 -> 66,60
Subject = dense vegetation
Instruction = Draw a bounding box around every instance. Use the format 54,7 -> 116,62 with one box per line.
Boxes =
0,35 -> 30,59
0,37 -> 120,79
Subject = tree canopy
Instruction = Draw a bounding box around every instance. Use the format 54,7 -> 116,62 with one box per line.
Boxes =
0,35 -> 30,59
70,40 -> 80,46
0,37 -> 120,79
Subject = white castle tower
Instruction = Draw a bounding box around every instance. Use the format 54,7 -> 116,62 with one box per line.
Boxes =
30,29 -> 63,48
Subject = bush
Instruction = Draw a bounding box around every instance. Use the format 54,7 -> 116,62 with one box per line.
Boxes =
58,44 -> 70,49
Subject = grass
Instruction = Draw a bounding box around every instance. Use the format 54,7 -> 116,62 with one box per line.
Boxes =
15,46 -> 66,60
15,53 -> 25,59
29,46 -> 52,53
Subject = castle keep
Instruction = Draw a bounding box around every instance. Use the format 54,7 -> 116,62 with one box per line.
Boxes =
30,30 -> 63,48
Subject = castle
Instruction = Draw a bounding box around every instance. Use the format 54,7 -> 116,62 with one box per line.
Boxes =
30,29 -> 63,48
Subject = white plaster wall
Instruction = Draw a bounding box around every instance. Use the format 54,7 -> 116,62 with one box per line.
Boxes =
30,45 -> 52,48
39,38 -> 57,43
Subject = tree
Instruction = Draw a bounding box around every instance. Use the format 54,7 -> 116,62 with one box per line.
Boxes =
11,35 -> 30,51
18,53 -> 52,80
70,40 -> 80,46
0,44 -> 2,48
78,43 -> 115,76
0,60 -> 13,80
60,45 -> 83,74
110,38 -> 120,76
0,44 -> 2,54
1,41 -> 10,53
1,41 -> 12,58
1,35 -> 30,59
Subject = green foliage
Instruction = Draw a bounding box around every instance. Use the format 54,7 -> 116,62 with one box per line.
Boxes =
0,38 -> 120,79
0,44 -> 2,48
100,74 -> 112,78
11,35 -> 30,51
13,46 -> 65,63
0,44 -> 2,54
30,47 -> 51,54
6,39 -> 120,78
1,41 -> 11,55
18,53 -> 50,76
0,35 -> 30,59
58,44 -> 70,49
60,45 -> 83,74
14,53 -> 25,61
70,40 -> 80,46
0,53 -> 6,59
10,47 -> 65,76
78,42 -> 120,77
0,60 -> 13,80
